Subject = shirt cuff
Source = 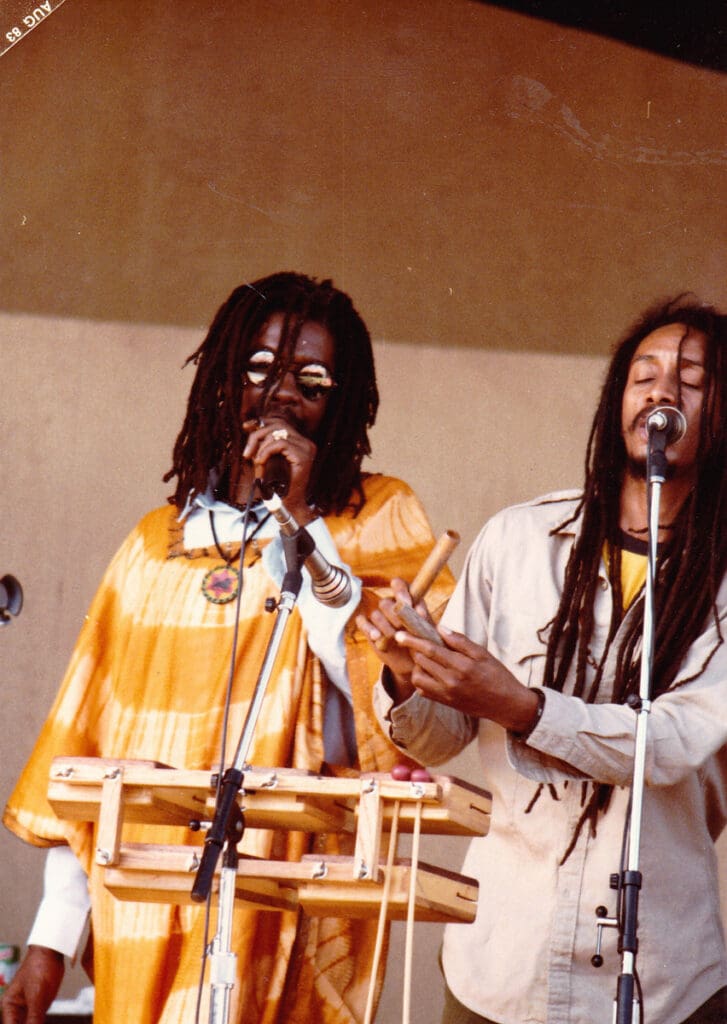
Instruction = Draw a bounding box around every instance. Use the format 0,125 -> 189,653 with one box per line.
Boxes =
513,687 -> 546,741
385,693 -> 439,750
27,846 -> 91,959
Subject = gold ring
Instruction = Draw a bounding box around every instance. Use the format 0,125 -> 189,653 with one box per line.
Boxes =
271,428 -> 289,441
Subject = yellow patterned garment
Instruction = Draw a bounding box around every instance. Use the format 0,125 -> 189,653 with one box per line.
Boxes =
4,473 -> 453,1024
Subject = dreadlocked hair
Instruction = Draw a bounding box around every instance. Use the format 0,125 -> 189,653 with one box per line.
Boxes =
163,272 -> 379,515
538,295 -> 727,861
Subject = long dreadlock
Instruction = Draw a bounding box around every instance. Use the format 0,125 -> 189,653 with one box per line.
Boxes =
539,295 -> 727,860
163,272 -> 379,515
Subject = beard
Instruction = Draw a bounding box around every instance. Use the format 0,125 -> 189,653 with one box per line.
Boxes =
625,455 -> 676,481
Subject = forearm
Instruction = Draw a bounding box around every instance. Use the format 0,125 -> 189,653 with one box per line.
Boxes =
514,677 -> 727,788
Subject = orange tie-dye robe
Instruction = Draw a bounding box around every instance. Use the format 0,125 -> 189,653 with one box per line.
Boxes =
3,473 -> 453,1024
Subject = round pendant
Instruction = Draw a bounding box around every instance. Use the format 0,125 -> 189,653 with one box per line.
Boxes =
201,564 -> 240,604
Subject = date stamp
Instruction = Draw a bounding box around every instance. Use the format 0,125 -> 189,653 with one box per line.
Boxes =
1,0 -> 67,59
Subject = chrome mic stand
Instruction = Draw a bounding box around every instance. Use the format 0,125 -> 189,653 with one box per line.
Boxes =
611,423 -> 673,1024
190,517 -> 307,1024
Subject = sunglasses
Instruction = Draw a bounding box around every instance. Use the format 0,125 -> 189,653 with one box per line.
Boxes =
244,349 -> 337,401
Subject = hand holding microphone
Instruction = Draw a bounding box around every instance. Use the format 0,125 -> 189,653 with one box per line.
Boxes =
243,414 -> 352,606
243,415 -> 316,519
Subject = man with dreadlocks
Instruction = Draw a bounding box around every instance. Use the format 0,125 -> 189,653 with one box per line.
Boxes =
3,272 -> 451,1024
360,296 -> 727,1024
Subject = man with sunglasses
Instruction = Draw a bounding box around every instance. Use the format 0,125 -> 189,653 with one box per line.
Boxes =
3,273 -> 451,1024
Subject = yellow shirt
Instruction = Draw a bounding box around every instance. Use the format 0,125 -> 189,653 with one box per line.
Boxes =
619,546 -> 648,609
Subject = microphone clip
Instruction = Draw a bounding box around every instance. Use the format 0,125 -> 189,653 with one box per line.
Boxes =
280,523 -> 314,574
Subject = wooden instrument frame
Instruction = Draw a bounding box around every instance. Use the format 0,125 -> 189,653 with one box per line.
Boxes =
48,757 -> 491,924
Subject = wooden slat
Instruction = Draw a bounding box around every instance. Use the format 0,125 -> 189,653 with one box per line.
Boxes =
48,758 -> 491,837
354,778 -> 383,882
103,845 -> 479,923
104,844 -> 298,912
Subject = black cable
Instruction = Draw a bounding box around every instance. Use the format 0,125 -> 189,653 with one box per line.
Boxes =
194,476 -> 259,1024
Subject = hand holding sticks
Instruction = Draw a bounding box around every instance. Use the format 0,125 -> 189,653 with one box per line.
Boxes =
376,530 -> 459,651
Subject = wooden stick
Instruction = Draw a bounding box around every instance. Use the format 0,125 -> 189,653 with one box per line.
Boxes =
363,800 -> 401,1024
376,530 -> 459,651
402,799 -> 423,1024
408,529 -> 460,604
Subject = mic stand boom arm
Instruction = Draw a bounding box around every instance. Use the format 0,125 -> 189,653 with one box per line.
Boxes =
190,533 -> 306,1024
613,431 -> 669,1024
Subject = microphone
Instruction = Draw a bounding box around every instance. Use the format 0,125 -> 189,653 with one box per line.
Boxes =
645,405 -> 687,444
262,493 -> 352,608
0,575 -> 23,626
258,453 -> 290,500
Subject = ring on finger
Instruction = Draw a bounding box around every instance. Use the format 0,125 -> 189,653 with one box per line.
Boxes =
271,428 -> 289,441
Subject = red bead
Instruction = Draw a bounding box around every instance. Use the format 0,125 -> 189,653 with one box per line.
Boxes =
410,767 -> 432,783
391,764 -> 412,781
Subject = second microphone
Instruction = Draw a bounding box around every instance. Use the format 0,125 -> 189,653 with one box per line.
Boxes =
262,493 -> 353,608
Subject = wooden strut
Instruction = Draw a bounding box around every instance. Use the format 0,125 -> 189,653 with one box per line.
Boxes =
46,533 -> 480,1019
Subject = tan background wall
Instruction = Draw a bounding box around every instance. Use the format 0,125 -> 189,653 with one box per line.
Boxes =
1,0 -> 725,1019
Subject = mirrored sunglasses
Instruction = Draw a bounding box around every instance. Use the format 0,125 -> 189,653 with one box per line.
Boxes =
244,349 -> 337,400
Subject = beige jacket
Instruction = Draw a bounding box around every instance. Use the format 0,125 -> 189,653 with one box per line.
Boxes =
375,490 -> 727,1024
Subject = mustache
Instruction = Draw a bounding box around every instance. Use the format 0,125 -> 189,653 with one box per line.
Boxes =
628,407 -> 659,433
244,400 -> 308,438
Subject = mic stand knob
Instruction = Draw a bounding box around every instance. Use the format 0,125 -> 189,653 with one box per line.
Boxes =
592,905 -> 618,968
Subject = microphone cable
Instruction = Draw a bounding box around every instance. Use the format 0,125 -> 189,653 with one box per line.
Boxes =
194,475 -> 259,1024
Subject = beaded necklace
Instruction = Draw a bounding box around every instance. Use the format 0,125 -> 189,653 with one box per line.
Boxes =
200,507 -> 270,604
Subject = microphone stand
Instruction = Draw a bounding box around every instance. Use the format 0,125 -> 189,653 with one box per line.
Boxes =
190,522 -> 306,1024
612,429 -> 669,1024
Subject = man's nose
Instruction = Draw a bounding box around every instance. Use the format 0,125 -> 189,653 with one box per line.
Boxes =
269,368 -> 299,401
647,370 -> 679,406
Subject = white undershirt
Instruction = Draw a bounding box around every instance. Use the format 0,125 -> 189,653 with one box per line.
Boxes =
28,494 -> 361,956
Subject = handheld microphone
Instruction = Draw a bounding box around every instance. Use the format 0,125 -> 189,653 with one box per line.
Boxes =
258,453 -> 290,500
262,493 -> 352,608
645,405 -> 687,444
